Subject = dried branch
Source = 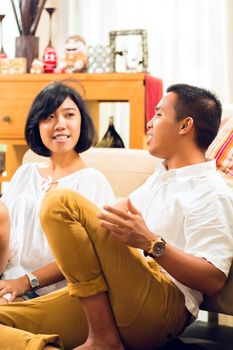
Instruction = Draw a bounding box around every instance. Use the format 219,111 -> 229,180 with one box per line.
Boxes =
10,0 -> 22,35
11,0 -> 47,36
30,0 -> 47,36
20,0 -> 32,35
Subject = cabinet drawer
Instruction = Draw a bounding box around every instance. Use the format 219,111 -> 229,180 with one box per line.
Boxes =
0,80 -> 43,139
0,100 -> 31,138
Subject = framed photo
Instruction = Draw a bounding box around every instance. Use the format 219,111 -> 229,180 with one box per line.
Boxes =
109,29 -> 148,73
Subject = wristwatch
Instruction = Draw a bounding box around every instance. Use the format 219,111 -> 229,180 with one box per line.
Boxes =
25,272 -> 40,291
143,236 -> 166,258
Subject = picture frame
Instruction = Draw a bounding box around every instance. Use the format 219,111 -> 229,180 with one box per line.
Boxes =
109,29 -> 148,73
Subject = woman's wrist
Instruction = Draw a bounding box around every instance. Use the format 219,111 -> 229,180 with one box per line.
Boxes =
18,275 -> 31,294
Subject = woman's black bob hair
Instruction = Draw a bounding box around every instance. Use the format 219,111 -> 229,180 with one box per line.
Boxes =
25,80 -> 96,157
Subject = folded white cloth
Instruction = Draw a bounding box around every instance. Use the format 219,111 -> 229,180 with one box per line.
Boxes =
2,293 -> 12,302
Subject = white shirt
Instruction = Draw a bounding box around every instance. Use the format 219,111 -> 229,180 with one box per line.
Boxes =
130,159 -> 233,317
1,163 -> 115,295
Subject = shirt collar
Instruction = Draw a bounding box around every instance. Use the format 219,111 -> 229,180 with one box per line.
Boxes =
159,159 -> 217,179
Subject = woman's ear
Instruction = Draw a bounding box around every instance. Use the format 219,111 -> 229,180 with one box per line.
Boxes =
179,117 -> 194,135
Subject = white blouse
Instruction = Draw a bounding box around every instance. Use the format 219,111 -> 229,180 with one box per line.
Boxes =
0,162 -> 115,295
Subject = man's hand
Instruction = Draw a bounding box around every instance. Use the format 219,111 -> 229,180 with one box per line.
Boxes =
97,198 -> 156,250
0,276 -> 29,302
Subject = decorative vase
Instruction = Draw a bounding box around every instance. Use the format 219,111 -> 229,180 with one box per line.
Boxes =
0,14 -> 7,58
11,0 -> 47,73
96,116 -> 125,148
15,35 -> 39,73
42,7 -> 57,73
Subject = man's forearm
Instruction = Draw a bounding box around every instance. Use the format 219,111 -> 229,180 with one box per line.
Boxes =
156,243 -> 226,296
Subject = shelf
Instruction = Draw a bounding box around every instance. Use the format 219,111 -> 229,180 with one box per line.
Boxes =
0,73 -> 147,183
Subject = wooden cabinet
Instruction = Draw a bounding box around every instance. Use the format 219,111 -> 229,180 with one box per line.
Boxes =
0,73 -> 146,182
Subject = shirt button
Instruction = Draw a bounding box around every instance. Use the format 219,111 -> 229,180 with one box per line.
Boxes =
161,174 -> 170,184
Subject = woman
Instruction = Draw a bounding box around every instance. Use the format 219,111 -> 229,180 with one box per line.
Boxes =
0,81 -> 115,303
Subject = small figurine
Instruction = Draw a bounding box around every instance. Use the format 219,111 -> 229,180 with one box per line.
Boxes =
59,35 -> 88,73
42,46 -> 57,73
30,58 -> 44,74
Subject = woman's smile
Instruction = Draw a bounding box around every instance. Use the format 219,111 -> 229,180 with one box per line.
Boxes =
52,134 -> 71,142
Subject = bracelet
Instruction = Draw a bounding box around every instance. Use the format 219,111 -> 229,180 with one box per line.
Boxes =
2,292 -> 12,302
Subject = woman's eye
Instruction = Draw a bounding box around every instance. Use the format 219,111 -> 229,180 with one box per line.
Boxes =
47,114 -> 54,120
65,113 -> 75,118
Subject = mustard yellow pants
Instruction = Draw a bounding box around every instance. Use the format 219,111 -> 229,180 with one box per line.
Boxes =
0,190 -> 188,350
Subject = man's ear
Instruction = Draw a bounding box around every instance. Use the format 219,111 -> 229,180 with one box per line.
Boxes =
179,117 -> 194,135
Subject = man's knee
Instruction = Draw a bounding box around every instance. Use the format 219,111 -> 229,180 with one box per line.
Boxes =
40,189 -> 97,228
40,189 -> 80,221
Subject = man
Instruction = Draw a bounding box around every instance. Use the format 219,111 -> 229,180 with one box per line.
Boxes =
0,84 -> 232,350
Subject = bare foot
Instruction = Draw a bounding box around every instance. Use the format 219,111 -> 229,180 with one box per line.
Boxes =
72,339 -> 124,350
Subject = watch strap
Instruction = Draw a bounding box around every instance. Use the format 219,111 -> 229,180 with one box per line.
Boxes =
143,236 -> 166,257
25,272 -> 40,291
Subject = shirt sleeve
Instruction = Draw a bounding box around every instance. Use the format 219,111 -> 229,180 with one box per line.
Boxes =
184,193 -> 233,276
0,164 -> 31,207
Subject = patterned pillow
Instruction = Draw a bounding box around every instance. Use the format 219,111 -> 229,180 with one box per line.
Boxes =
206,117 -> 233,187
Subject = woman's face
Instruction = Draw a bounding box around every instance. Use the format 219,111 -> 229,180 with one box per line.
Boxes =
39,97 -> 81,155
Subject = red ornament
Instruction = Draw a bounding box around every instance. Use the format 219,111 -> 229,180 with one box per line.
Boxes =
0,52 -> 7,58
42,46 -> 57,73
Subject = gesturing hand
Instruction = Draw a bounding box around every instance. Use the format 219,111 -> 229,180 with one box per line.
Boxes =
97,198 -> 156,250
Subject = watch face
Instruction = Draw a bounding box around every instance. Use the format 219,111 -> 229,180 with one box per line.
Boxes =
152,240 -> 166,257
26,273 -> 40,291
31,278 -> 39,287
31,278 -> 39,289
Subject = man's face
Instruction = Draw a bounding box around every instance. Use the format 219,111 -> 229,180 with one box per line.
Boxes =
146,92 -> 183,160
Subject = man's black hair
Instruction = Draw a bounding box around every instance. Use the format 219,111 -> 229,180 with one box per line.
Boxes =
167,83 -> 222,150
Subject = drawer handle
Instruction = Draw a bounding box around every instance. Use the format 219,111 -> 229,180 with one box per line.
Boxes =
2,116 -> 11,122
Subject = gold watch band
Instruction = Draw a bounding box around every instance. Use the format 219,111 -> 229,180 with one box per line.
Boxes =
143,236 -> 166,257
146,238 -> 160,255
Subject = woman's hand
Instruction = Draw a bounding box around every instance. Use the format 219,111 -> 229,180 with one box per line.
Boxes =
0,297 -> 8,304
97,198 -> 156,251
0,276 -> 29,302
